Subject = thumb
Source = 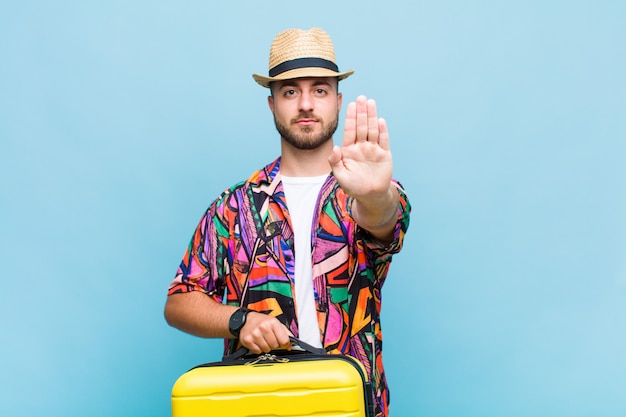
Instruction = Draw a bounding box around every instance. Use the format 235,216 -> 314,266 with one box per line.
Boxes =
328,145 -> 343,171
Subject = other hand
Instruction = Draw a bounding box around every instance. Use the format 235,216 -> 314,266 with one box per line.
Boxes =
238,312 -> 292,354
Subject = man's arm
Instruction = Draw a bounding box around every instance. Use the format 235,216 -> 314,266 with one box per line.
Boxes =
329,95 -> 400,242
349,184 -> 399,242
164,292 -> 292,354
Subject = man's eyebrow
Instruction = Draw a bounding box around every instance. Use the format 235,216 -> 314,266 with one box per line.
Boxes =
277,79 -> 333,89
278,81 -> 298,89
311,80 -> 332,87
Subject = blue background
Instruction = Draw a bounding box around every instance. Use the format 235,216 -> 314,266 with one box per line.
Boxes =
1,1 -> 625,416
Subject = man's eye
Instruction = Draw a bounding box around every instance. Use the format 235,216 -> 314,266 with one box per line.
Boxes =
315,89 -> 327,95
284,89 -> 296,96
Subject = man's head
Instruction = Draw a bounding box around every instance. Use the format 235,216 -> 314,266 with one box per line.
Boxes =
254,28 -> 353,151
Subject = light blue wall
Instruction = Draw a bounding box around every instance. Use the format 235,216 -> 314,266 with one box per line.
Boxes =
1,1 -> 624,416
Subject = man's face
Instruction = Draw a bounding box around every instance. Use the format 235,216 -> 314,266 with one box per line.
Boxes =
268,77 -> 342,150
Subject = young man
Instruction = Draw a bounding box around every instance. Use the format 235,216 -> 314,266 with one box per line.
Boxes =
165,27 -> 411,417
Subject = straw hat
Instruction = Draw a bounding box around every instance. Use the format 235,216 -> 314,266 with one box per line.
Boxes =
252,27 -> 355,88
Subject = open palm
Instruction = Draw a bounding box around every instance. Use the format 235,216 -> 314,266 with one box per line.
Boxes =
329,95 -> 393,200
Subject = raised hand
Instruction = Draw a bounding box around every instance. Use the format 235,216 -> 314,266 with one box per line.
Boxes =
328,95 -> 399,240
328,95 -> 393,200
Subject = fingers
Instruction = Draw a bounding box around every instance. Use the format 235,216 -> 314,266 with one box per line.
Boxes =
342,95 -> 382,146
378,117 -> 390,151
366,99 -> 379,143
355,96 -> 369,142
239,312 -> 291,354
342,101 -> 357,146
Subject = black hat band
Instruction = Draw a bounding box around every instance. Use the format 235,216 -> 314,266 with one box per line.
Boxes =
269,57 -> 339,77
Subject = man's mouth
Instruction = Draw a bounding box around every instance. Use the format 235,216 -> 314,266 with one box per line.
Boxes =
295,118 -> 318,126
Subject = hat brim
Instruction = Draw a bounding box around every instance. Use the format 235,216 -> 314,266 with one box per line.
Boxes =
252,67 -> 355,88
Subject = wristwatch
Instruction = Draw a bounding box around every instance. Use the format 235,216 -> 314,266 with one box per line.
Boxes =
228,307 -> 251,338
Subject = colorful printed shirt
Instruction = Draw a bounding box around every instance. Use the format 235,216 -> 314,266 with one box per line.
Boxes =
169,157 -> 411,417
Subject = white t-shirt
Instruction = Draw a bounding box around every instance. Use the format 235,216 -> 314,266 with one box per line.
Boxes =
281,173 -> 328,348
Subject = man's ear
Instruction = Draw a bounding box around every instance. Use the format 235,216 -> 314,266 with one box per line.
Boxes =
268,95 -> 275,113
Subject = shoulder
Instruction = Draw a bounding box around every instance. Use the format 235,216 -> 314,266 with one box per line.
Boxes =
206,157 -> 281,213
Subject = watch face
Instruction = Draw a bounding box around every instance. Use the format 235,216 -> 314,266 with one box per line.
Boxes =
229,309 -> 248,336
231,312 -> 244,327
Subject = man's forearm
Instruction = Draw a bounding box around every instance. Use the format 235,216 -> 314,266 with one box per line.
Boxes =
164,291 -> 236,339
164,291 -> 293,354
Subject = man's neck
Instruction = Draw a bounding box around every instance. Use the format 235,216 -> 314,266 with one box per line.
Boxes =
279,138 -> 334,177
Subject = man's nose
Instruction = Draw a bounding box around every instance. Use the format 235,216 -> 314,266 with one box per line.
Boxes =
298,92 -> 314,112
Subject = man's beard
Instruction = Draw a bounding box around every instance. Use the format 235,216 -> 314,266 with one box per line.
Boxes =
274,112 -> 339,150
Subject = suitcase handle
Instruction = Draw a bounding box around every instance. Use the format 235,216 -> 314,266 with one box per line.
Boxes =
223,336 -> 326,361
288,336 -> 326,355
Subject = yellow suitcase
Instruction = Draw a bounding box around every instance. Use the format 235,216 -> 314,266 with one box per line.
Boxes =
171,341 -> 374,417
